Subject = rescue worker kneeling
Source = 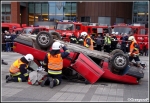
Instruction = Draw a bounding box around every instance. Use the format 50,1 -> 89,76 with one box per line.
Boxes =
6,54 -> 34,83
80,32 -> 94,50
41,41 -> 70,88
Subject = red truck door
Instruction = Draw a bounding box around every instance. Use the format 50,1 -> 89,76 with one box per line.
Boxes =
71,53 -> 104,84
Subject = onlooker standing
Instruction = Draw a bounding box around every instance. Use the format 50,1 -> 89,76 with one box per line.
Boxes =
95,34 -> 103,51
11,30 -> 17,51
111,32 -> 118,51
120,33 -> 128,53
104,33 -> 111,53
4,31 -> 12,52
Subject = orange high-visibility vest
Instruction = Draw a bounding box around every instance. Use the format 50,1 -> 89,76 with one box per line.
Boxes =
130,41 -> 139,54
47,53 -> 63,71
9,59 -> 26,74
84,35 -> 94,50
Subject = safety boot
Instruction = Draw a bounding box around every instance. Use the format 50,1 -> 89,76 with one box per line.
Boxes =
48,77 -> 54,88
6,75 -> 13,83
5,75 -> 9,80
40,77 -> 48,87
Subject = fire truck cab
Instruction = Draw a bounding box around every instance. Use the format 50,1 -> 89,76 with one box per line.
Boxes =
2,23 -> 25,34
54,20 -> 87,42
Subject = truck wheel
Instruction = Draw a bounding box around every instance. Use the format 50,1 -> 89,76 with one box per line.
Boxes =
110,53 -> 129,70
110,49 -> 124,56
36,31 -> 53,49
50,32 -> 62,40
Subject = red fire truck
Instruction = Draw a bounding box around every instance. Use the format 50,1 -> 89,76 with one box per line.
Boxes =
111,23 -> 148,52
2,23 -> 26,34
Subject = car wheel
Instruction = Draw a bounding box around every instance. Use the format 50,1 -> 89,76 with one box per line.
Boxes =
36,31 -> 53,49
109,49 -> 124,56
109,53 -> 129,70
50,32 -> 62,40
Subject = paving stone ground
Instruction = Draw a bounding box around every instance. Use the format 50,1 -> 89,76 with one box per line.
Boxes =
1,52 -> 149,102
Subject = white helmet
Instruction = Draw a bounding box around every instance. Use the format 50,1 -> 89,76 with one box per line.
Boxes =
52,41 -> 61,50
24,54 -> 34,62
115,32 -> 119,35
81,32 -> 88,37
128,36 -> 135,41
112,32 -> 115,34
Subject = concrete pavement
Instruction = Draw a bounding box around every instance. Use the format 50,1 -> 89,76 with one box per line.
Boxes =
1,52 -> 149,102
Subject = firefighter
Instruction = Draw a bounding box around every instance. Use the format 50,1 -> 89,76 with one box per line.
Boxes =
6,54 -> 34,83
41,41 -> 70,88
80,32 -> 94,50
78,35 -> 84,46
128,36 -> 145,69
69,33 -> 78,44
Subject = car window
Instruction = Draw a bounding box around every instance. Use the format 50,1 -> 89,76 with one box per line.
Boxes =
32,29 -> 40,34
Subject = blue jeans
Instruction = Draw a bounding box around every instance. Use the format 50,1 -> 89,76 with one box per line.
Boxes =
6,42 -> 11,52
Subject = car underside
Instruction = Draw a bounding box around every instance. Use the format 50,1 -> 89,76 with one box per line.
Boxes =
13,31 -> 144,84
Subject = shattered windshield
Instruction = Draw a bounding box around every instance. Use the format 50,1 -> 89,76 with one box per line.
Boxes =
56,23 -> 75,30
113,27 -> 131,34
22,28 -> 32,34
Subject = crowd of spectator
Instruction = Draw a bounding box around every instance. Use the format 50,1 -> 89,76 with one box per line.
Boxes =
2,30 -> 18,52
69,32 -> 148,56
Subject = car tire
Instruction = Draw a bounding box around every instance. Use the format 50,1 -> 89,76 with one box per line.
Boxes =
109,49 -> 124,56
36,31 -> 54,49
50,32 -> 62,40
109,53 -> 129,70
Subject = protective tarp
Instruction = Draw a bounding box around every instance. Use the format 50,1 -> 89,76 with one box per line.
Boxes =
29,71 -> 47,85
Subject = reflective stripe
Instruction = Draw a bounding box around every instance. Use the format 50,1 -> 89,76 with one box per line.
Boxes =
56,79 -> 59,85
10,72 -> 21,76
65,50 -> 70,53
39,80 -> 43,83
18,77 -> 22,82
85,44 -> 89,48
24,73 -> 29,77
48,69 -> 62,74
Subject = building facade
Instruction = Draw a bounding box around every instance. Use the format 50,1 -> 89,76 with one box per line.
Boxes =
1,1 -> 149,27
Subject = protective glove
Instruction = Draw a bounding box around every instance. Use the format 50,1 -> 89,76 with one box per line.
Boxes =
61,44 -> 65,47
37,66 -> 45,72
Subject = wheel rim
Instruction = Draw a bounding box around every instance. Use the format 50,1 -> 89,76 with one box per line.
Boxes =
114,55 -> 126,67
38,34 -> 50,45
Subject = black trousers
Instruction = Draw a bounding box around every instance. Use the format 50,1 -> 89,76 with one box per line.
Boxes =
104,45 -> 111,53
48,73 -> 62,86
97,45 -> 102,51
12,74 -> 28,82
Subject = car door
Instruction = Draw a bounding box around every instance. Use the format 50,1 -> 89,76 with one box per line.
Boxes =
71,53 -> 104,84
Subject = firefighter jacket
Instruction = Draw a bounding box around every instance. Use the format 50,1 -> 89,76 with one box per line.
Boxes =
9,58 -> 29,77
78,37 -> 84,45
69,36 -> 78,44
43,46 -> 70,74
84,35 -> 94,50
129,41 -> 140,56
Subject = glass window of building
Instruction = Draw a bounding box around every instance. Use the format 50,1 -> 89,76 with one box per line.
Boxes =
56,2 -> 64,20
132,1 -> 148,26
98,17 -> 111,26
28,3 -> 35,26
49,2 -> 56,21
64,2 -> 71,20
28,2 -> 77,25
2,4 -> 11,23
42,3 -> 49,21
35,3 -> 42,21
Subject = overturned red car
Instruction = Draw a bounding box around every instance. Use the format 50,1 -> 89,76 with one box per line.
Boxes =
13,31 -> 144,85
